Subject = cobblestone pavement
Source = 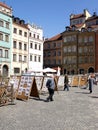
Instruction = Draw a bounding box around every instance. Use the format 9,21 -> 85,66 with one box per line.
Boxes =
0,85 -> 98,130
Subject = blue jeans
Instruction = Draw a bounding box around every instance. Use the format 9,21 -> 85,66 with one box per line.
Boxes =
64,84 -> 69,91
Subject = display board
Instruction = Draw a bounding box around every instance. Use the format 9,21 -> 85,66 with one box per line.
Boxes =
40,76 -> 49,93
57,76 -> 64,87
35,76 -> 44,91
9,76 -> 20,90
78,75 -> 88,87
16,76 -> 39,101
70,75 -> 79,87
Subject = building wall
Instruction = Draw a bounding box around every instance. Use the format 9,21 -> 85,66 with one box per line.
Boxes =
0,3 -> 12,77
11,20 -> 29,76
44,37 -> 62,72
27,24 -> 43,72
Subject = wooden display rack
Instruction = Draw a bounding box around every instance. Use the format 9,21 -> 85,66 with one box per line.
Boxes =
0,84 -> 15,106
78,75 -> 88,87
16,76 -> 39,101
70,75 -> 79,87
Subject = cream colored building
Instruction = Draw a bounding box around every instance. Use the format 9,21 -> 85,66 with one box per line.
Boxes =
11,17 -> 29,76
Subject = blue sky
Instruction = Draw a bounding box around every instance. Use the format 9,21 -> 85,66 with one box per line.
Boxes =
3,0 -> 98,38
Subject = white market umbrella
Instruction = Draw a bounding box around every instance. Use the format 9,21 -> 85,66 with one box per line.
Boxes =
43,67 -> 57,73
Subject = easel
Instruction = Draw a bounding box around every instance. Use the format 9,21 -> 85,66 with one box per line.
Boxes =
16,76 -> 39,101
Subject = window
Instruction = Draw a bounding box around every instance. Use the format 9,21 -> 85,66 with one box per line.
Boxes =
53,43 -> 56,47
78,47 -> 82,53
34,55 -> 37,62
5,50 -> 8,58
39,44 -> 41,50
89,36 -> 93,42
5,34 -> 9,42
14,68 -> 20,73
57,51 -> 61,56
29,33 -> 31,37
64,37 -> 67,42
0,49 -> 2,57
84,36 -> 88,43
47,43 -> 50,48
37,35 -> 39,39
19,55 -> 22,62
30,55 -> 32,61
30,43 -> 33,48
6,22 -> 9,29
57,59 -> 61,64
13,41 -> 17,48
35,43 -> 37,49
13,28 -> 17,33
13,54 -> 17,61
33,34 -> 35,38
24,44 -> 27,50
24,56 -> 27,62
63,47 -> 67,53
19,30 -> 22,35
78,36 -> 82,43
0,33 -> 3,40
24,32 -> 27,37
53,51 -> 56,56
0,20 -> 4,27
38,56 -> 41,62
19,42 -> 22,50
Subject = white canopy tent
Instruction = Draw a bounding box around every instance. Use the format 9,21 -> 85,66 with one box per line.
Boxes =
43,67 -> 57,73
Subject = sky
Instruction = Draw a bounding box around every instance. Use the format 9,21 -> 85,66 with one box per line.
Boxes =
2,0 -> 98,38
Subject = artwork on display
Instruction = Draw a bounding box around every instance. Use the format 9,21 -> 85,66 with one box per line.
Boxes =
35,76 -> 44,90
16,76 -> 34,100
40,77 -> 49,92
9,76 -> 20,90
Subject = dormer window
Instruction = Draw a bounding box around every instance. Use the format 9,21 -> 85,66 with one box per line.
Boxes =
66,26 -> 70,31
87,27 -> 92,32
72,25 -> 76,31
81,28 -> 86,32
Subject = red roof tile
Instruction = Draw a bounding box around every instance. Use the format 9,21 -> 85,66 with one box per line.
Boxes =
0,2 -> 11,10
45,34 -> 62,42
70,14 -> 85,20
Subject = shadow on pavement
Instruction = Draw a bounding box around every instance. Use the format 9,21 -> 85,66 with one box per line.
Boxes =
89,95 -> 98,98
75,91 -> 90,94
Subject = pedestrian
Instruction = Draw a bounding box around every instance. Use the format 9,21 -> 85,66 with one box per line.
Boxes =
88,73 -> 97,93
46,74 -> 55,102
63,74 -> 69,91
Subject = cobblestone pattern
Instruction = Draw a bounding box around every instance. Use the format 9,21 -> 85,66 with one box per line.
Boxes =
0,85 -> 98,130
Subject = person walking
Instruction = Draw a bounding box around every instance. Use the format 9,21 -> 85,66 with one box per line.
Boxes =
88,73 -> 96,93
46,75 -> 55,102
63,74 -> 69,91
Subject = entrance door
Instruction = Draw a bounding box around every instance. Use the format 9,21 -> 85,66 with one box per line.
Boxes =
2,65 -> 8,77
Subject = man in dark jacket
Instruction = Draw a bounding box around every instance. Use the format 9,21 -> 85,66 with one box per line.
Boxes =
46,75 -> 55,101
63,74 -> 69,91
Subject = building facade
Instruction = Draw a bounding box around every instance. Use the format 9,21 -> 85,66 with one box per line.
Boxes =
44,34 -> 62,73
27,23 -> 44,73
12,17 -> 29,76
0,2 -> 12,77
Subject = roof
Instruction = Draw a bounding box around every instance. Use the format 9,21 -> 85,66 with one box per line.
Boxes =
86,16 -> 98,22
0,2 -> 11,10
45,34 -> 62,42
70,14 -> 85,20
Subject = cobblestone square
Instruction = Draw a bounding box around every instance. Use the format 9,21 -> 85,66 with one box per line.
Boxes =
0,85 -> 98,130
